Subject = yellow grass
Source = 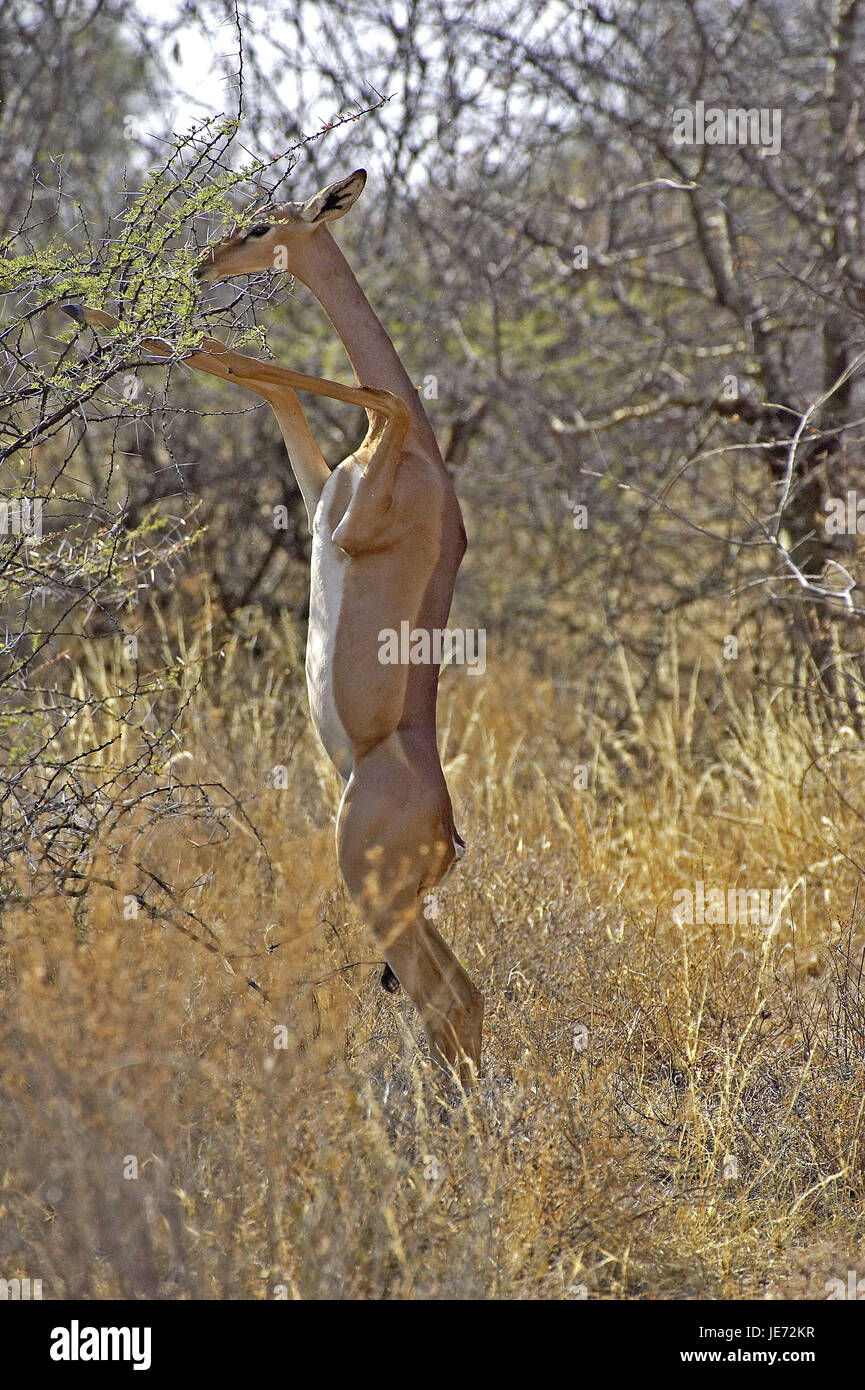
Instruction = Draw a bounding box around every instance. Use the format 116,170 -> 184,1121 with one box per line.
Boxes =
2,609 -> 864,1299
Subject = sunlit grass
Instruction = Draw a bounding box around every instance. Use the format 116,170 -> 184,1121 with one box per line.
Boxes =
1,609 -> 864,1299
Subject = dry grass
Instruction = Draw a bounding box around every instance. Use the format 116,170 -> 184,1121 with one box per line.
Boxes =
2,610 -> 864,1300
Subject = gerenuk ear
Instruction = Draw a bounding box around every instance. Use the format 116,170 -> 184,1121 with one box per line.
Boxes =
299,169 -> 367,224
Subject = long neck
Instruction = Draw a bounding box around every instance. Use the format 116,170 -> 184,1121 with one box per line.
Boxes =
297,229 -> 441,459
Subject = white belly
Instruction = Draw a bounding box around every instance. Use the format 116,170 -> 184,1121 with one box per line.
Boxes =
305,468 -> 356,778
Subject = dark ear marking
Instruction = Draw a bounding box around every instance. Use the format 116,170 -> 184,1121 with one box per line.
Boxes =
321,190 -> 350,213
300,169 -> 367,224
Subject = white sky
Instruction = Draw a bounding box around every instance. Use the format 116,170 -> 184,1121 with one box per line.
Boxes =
136,0 -> 235,133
